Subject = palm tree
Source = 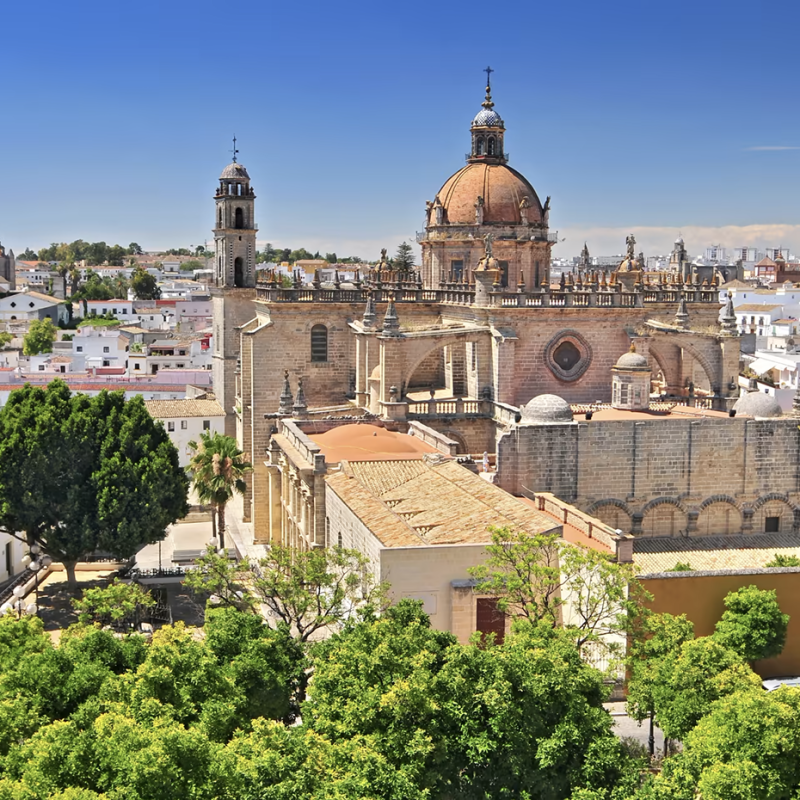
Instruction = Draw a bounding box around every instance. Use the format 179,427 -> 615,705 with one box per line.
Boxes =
188,432 -> 252,548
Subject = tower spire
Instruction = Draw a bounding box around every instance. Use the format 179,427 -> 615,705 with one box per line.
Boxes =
482,66 -> 495,109
231,135 -> 239,163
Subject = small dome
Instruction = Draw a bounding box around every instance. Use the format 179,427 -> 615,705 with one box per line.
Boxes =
733,391 -> 783,419
473,108 -> 504,127
675,235 -> 684,245
220,162 -> 250,180
521,394 -> 574,424
614,350 -> 649,370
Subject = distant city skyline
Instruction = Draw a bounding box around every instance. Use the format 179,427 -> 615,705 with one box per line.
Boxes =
2,0 -> 798,263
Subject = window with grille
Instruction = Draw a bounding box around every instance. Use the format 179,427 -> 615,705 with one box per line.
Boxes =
311,324 -> 328,362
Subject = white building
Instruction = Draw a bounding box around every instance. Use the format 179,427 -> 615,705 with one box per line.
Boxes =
0,291 -> 66,325
143,398 -> 226,466
74,299 -> 136,322
72,325 -> 127,369
175,298 -> 212,332
0,533 -> 25,587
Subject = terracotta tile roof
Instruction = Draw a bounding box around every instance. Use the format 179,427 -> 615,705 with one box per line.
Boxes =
346,460 -> 428,495
634,534 -> 800,574
735,303 -> 783,312
331,458 -> 560,547
24,291 -> 60,303
143,399 -> 225,418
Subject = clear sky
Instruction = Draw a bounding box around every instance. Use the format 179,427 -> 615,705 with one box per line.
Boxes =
2,0 -> 799,261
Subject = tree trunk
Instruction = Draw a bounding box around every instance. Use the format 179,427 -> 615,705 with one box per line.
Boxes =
210,504 -> 217,544
218,503 -> 226,549
64,560 -> 79,591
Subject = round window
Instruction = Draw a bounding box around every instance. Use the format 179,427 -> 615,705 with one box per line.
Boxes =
553,341 -> 580,371
545,330 -> 592,382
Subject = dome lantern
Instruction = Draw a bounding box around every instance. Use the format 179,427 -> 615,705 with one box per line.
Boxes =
611,343 -> 652,411
468,67 -> 507,165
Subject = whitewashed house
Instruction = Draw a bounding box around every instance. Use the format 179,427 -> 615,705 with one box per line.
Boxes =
143,398 -> 226,466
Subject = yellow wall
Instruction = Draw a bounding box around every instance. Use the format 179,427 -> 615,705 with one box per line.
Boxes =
641,571 -> 800,678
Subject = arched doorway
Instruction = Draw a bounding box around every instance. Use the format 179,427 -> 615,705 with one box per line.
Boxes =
234,257 -> 244,287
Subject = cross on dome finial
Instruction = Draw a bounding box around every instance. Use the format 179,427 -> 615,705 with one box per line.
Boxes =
231,135 -> 239,163
482,66 -> 495,110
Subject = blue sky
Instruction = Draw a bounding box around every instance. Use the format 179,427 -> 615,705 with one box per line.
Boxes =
2,0 -> 799,260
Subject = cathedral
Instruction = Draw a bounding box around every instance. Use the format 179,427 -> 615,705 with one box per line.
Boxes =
211,76 -> 799,547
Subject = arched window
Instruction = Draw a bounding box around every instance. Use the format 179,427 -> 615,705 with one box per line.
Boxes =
218,208 -> 222,227
487,137 -> 496,155
234,207 -> 244,229
476,137 -> 484,155
234,257 -> 244,287
311,324 -> 328,362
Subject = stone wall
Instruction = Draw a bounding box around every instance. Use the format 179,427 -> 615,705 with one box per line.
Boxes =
497,416 -> 800,538
211,289 -> 257,437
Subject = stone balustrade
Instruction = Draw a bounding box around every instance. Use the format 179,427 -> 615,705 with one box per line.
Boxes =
256,270 -> 720,308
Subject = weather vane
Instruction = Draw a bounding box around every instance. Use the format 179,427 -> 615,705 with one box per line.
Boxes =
231,136 -> 239,164
484,65 -> 494,89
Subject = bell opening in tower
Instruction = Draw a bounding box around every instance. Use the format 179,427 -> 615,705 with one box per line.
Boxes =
234,207 -> 244,229
234,257 -> 244,288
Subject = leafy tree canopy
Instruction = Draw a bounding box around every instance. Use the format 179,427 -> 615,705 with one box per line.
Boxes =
0,381 -> 189,587
22,318 -> 57,356
713,584 -> 789,662
130,266 -> 160,300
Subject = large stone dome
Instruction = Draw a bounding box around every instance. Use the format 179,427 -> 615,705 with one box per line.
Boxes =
220,162 -> 250,180
521,394 -> 574,424
435,163 -> 543,226
733,391 -> 783,419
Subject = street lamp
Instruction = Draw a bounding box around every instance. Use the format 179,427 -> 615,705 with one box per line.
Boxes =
12,586 -> 24,619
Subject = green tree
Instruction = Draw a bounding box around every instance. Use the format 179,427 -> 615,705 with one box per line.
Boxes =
667,561 -> 692,572
0,332 -> 13,348
187,432 -> 251,546
0,382 -> 189,587
626,612 -> 695,755
180,259 -> 204,272
324,252 -> 337,263
468,526 -> 643,657
289,248 -> 315,262
106,245 -> 127,266
393,241 -> 416,271
19,248 -> 38,260
183,545 -> 256,613
72,579 -> 156,629
651,636 -> 762,741
128,242 -> 143,255
85,242 -> 108,266
130,266 -> 160,300
23,318 -> 57,355
307,601 -> 640,799
642,688 -> 800,800
765,553 -> 800,568
250,544 -> 386,644
713,584 -> 789,662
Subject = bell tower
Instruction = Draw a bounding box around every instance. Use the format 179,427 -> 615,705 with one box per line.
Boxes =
213,138 -> 257,288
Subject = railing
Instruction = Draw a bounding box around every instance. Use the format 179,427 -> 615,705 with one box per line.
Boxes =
255,271 -> 721,308
407,397 -> 489,418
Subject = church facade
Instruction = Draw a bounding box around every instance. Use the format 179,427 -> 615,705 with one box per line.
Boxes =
212,79 -> 760,543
